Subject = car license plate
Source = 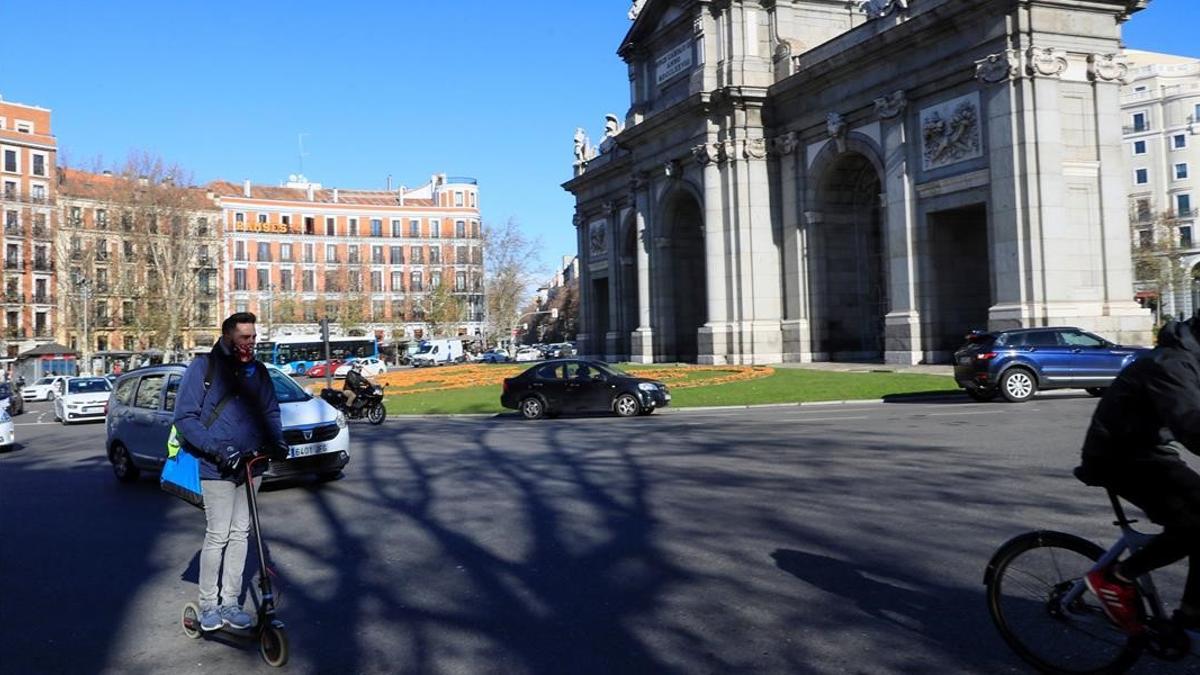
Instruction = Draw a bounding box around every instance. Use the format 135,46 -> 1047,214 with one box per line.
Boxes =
86,406 -> 104,414
289,442 -> 329,458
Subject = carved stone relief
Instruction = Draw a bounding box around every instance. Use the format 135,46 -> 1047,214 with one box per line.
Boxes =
692,143 -> 717,166
854,0 -> 909,19
1026,46 -> 1069,78
920,92 -> 983,171
874,90 -> 907,119
1088,53 -> 1129,84
773,131 -> 799,156
975,50 -> 1020,84
589,221 -> 608,259
743,138 -> 768,160
827,112 -> 847,153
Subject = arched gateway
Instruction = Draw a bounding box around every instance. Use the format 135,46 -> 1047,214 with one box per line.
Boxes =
565,0 -> 1152,366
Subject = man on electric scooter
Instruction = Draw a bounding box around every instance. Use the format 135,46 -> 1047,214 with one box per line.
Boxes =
173,312 -> 289,632
1078,315 -> 1200,635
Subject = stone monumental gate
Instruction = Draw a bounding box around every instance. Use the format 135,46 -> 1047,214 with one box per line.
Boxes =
563,0 -> 1153,365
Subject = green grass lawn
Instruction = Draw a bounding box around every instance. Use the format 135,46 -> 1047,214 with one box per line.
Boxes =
383,366 -> 957,416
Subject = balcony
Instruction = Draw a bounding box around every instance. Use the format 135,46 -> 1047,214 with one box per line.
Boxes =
5,327 -> 25,339
4,258 -> 19,270
2,192 -> 54,206
1123,124 -> 1151,134
33,294 -> 48,304
4,292 -> 23,304
200,287 -> 216,297
31,225 -> 50,240
32,259 -> 52,272
33,328 -> 52,339
3,223 -> 21,237
94,317 -> 112,327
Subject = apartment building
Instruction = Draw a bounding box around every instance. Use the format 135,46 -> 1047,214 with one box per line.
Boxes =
0,97 -> 58,356
1124,50 -> 1200,319
56,168 -> 223,360
209,173 -> 485,340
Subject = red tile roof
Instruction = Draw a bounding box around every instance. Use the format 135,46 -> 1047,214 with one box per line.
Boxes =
207,180 -> 435,207
58,168 -> 218,209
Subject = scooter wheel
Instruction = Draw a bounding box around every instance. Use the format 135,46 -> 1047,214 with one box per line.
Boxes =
181,602 -> 203,639
260,624 -> 289,667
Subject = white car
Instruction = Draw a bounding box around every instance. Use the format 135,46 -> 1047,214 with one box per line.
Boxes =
54,376 -> 113,424
514,348 -> 541,363
333,357 -> 387,378
0,409 -> 13,449
21,375 -> 69,402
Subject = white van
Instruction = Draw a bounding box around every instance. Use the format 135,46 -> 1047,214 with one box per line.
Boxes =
410,339 -> 465,367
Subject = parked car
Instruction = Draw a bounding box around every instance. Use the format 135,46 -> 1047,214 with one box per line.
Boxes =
514,348 -> 542,363
953,327 -> 1150,403
501,359 -> 671,419
21,375 -> 69,402
304,359 -> 345,378
479,350 -> 511,364
54,376 -> 114,424
333,357 -> 387,378
0,382 -> 24,416
0,409 -> 13,450
105,363 -> 351,484
410,339 -> 465,367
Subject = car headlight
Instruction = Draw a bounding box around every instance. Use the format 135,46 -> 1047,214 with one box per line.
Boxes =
637,382 -> 657,392
336,412 -> 347,429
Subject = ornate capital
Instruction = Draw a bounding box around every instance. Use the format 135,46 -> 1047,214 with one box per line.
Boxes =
1088,53 -> 1130,84
743,138 -> 767,160
975,50 -> 1020,84
874,90 -> 907,120
716,140 -> 733,164
692,143 -> 717,166
827,112 -> 847,153
1026,46 -> 1068,78
773,131 -> 799,156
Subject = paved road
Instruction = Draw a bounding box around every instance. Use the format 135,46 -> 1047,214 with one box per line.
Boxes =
2,395 -> 1195,674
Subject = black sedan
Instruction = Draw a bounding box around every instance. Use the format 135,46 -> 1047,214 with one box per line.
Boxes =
501,359 -> 670,419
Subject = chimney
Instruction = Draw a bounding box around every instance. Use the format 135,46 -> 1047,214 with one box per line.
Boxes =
243,179 -> 251,197
398,186 -> 406,206
333,188 -> 339,203
307,184 -> 315,201
386,174 -> 392,191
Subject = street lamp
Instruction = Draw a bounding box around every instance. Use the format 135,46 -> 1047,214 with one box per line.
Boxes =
71,273 -> 92,375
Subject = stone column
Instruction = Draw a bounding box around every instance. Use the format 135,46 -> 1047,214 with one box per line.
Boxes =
694,143 -> 730,364
776,131 -> 813,362
629,176 -> 654,363
1089,53 -> 1154,345
573,213 -> 594,358
604,201 -> 624,361
728,134 -> 784,364
875,90 -> 922,365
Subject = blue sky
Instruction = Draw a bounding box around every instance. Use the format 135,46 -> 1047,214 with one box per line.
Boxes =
1,1 -> 1196,276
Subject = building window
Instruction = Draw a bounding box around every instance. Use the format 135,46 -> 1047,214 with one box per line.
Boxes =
349,218 -> 358,237
1135,168 -> 1149,185
235,212 -> 245,223
392,300 -> 405,320
469,192 -> 476,208
372,246 -> 384,264
257,242 -> 271,261
1131,111 -> 1147,133
430,247 -> 441,264
234,269 -> 247,290
281,243 -> 293,261
391,271 -> 404,292
410,271 -> 423,292
257,268 -> 270,290
409,219 -> 420,237
324,271 -> 340,292
280,269 -> 293,291
371,271 -> 383,292
1176,163 -> 1189,180
1180,226 -> 1193,249
302,270 -> 315,292
281,215 -> 290,226
96,209 -> 108,229
391,219 -> 402,237
348,245 -> 360,264
3,149 -> 17,173
1138,229 -> 1153,250
455,220 -> 466,238
430,219 -> 440,238
31,154 -> 45,177
326,217 -> 336,236
1133,140 -> 1146,155
2,180 -> 14,199
326,244 -> 338,263
304,216 -> 315,234
455,191 -> 464,207
455,271 -> 467,291
1178,193 -> 1193,217
1174,134 -> 1188,150
431,271 -> 441,289
304,243 -> 314,263
258,213 -> 268,224
371,219 -> 382,237
411,247 -> 424,264
69,206 -> 83,226
390,246 -> 403,264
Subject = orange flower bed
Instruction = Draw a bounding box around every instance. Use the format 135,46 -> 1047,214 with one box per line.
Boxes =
372,363 -> 773,395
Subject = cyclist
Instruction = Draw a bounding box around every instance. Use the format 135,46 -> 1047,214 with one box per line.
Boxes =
1078,316 -> 1200,635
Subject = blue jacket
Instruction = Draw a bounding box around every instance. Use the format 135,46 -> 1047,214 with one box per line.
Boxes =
173,343 -> 283,483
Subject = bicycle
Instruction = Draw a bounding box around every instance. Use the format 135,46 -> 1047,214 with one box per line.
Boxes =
984,472 -> 1199,674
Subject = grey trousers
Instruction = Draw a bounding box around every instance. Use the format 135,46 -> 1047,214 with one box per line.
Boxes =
199,477 -> 261,607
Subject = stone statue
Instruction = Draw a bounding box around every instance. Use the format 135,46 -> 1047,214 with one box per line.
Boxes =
856,0 -> 908,19
599,114 -> 623,154
628,0 -> 646,21
573,128 -> 596,175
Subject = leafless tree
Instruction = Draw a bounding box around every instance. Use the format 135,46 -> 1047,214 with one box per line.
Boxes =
482,217 -> 544,346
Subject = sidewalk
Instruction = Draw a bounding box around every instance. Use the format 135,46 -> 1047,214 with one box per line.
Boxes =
773,361 -> 954,376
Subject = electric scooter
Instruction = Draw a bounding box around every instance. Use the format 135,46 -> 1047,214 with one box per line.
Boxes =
180,454 -> 289,667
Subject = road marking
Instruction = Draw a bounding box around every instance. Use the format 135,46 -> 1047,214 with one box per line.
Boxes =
922,410 -> 1005,417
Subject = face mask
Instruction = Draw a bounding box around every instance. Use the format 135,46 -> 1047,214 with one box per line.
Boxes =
233,342 -> 255,363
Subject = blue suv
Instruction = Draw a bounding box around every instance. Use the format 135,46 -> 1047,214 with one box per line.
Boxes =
953,327 -> 1149,402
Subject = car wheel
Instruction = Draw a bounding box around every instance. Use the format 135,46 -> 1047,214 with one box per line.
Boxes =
614,393 -> 641,417
999,368 -> 1037,403
110,443 -> 141,483
1086,387 -> 1106,398
520,396 -> 545,420
966,388 -> 998,402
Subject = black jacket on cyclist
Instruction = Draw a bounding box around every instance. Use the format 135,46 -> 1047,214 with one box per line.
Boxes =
1079,318 -> 1200,482
344,368 -> 370,394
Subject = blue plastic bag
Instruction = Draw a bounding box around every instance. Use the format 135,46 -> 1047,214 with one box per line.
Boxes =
160,448 -> 204,509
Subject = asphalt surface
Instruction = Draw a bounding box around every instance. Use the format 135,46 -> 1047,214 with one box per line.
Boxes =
2,394 -> 1198,674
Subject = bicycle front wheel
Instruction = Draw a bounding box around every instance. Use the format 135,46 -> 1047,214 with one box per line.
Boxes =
985,530 -> 1143,674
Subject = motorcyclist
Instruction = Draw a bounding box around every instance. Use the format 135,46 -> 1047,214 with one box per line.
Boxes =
342,362 -> 372,410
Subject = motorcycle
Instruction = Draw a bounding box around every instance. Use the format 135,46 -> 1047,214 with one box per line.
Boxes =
320,385 -> 387,425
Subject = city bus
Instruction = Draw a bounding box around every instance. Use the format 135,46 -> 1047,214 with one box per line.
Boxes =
255,335 -> 379,375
